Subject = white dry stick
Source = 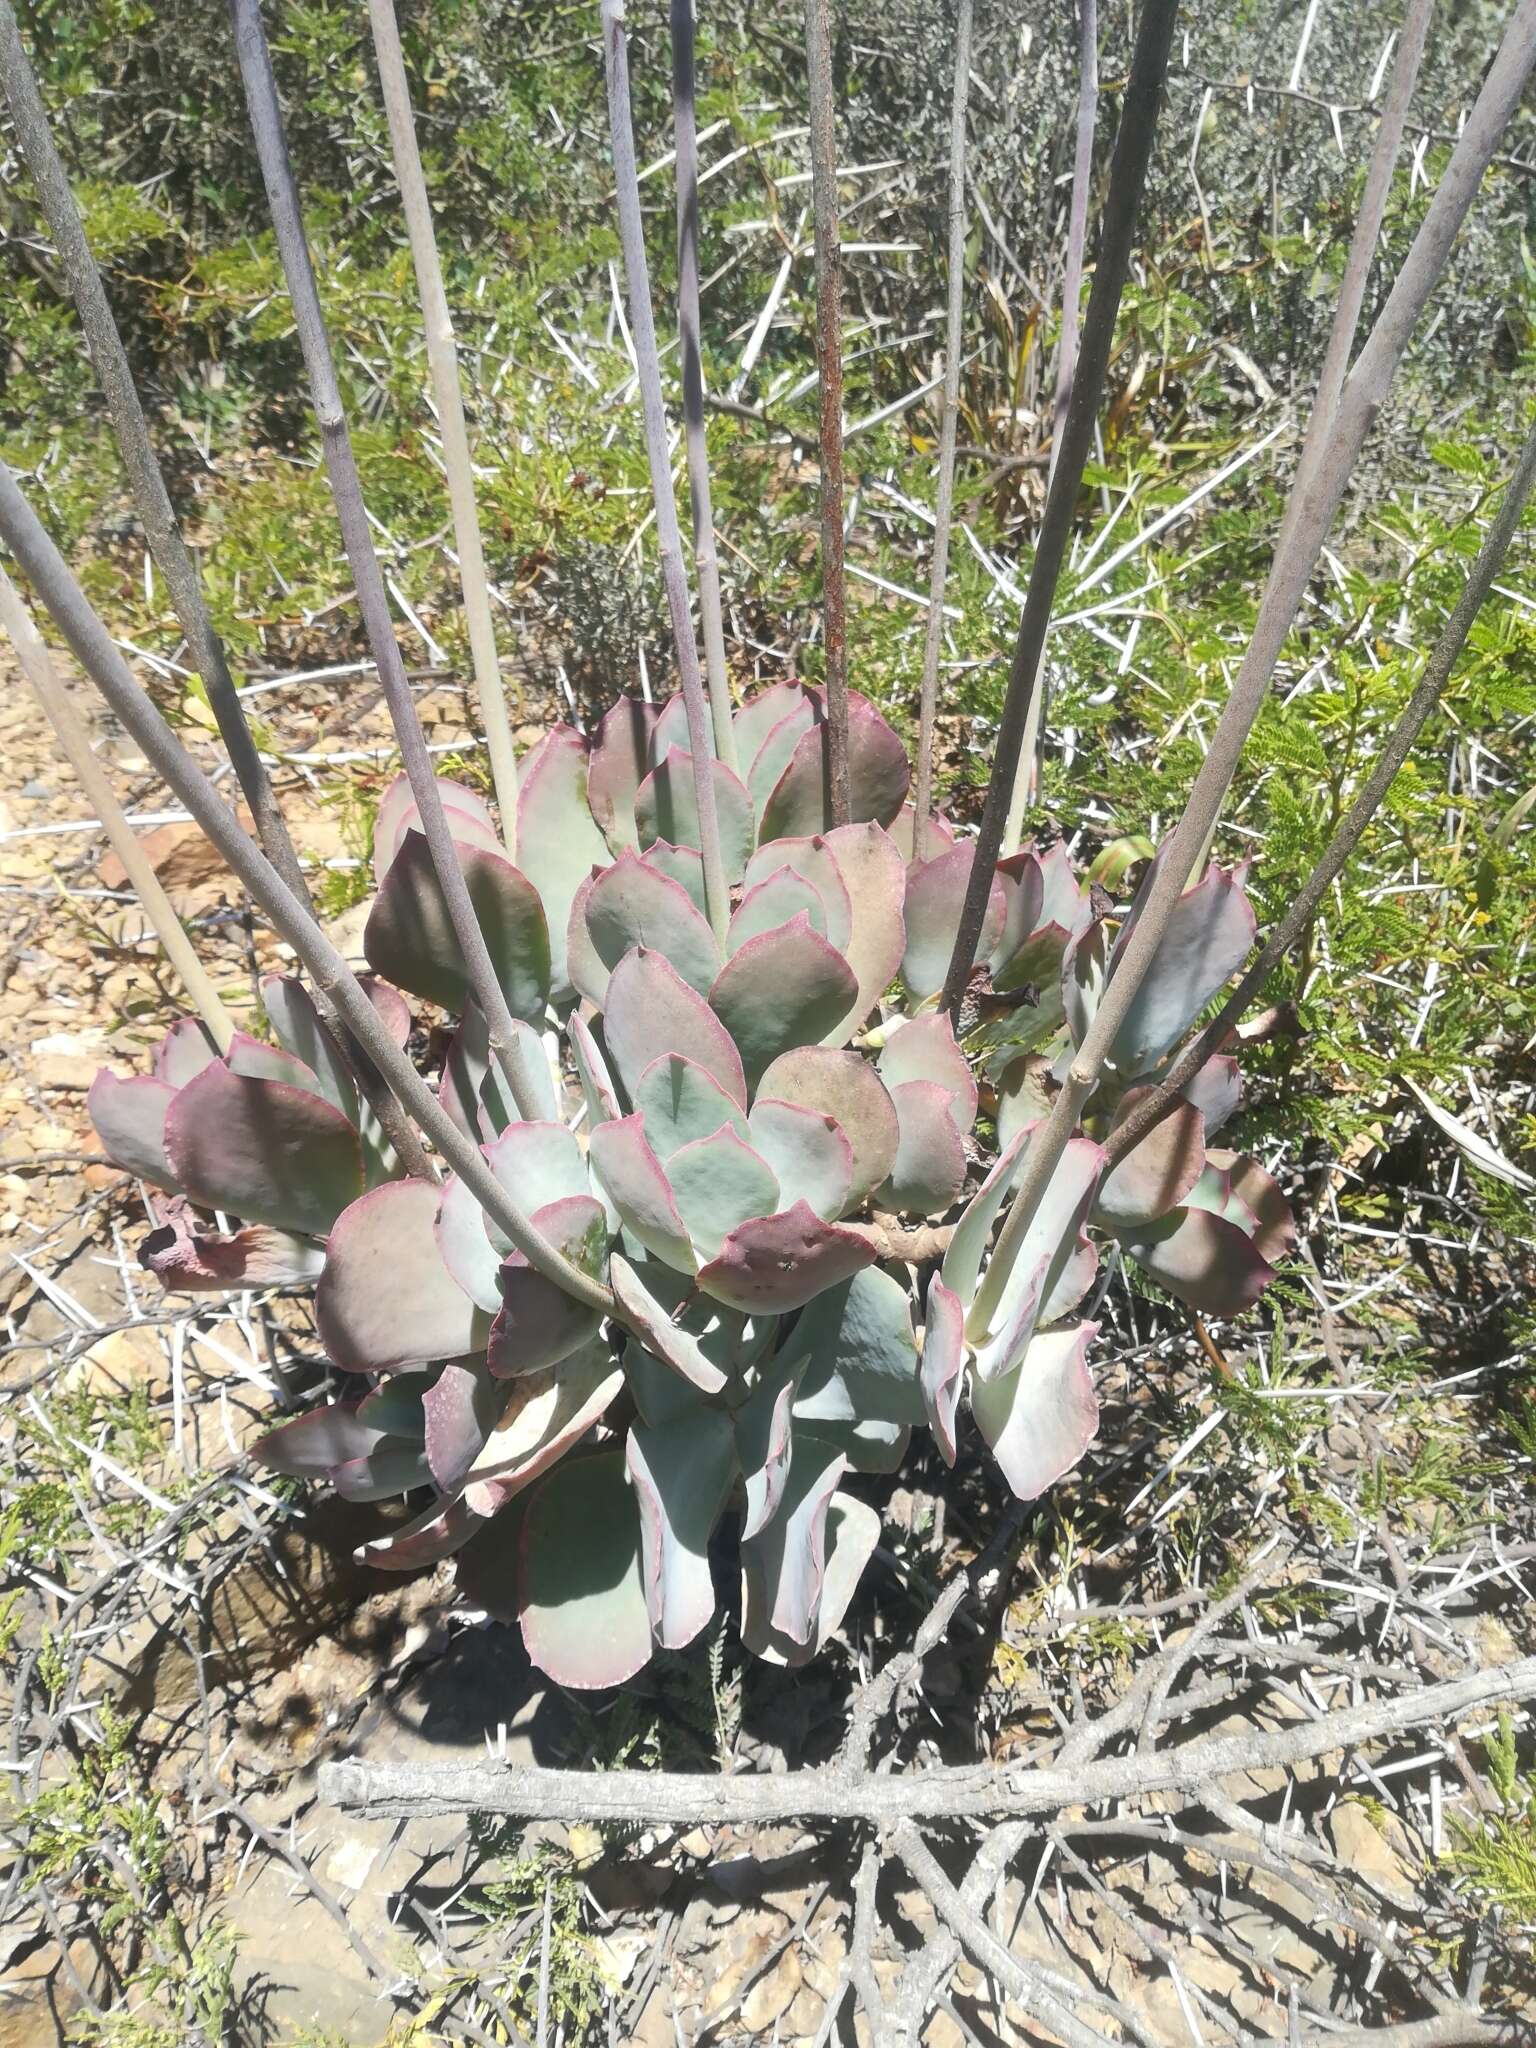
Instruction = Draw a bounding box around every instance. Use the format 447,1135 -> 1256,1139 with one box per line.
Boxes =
0,565 -> 236,1052
366,0 -> 521,856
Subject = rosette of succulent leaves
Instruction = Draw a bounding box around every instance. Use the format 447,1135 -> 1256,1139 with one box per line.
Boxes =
90,681 -> 1291,1688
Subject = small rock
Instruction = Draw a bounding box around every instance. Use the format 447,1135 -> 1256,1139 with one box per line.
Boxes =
1329,1801 -> 1422,1911
34,1053 -> 101,1092
741,1946 -> 802,2032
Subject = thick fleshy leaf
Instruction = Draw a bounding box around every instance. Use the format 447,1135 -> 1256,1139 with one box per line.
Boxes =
821,821 -> 907,1034
488,1193 -> 608,1376
1121,1206 -> 1276,1315
573,848 -> 721,1003
608,1254 -> 727,1395
1095,1088 -> 1205,1230
568,1010 -> 621,1125
465,1342 -> 624,1512
634,1053 -> 748,1159
880,1079 -> 967,1215
518,1452 -> 653,1688
696,1199 -> 876,1313
734,1370 -> 798,1540
635,748 -> 754,883
261,975 -> 358,1123
741,836 -> 852,944
922,1275 -> 965,1465
373,771 -> 498,886
1037,840 -> 1093,938
743,691 -> 819,817
363,827 -> 550,1021
88,1071 -> 178,1188
1062,915 -> 1111,1051
454,1489 -> 531,1620
1106,862 -> 1256,1076
972,1321 -> 1100,1501
878,1013 -> 977,1134
901,844 -> 1007,1003
602,946 -> 747,1109
356,1373 -> 433,1436
708,914 -> 858,1086
1183,1054 -> 1241,1135
727,867 -> 829,952
759,692 -> 910,840
989,848 -> 1047,973
318,1180 -> 489,1373
587,696 -> 659,852
423,1353 -> 506,1491
756,1047 -> 899,1208
627,1412 -> 737,1651
942,1124 -> 1030,1307
512,727 -> 610,999
747,1097 -> 853,1220
732,680 -> 812,762
137,1202 -> 325,1292
967,1134 -> 1105,1376
356,1495 -> 485,1572
739,1430 -> 845,1646
165,1062 -> 363,1237
435,1120 -> 589,1313
667,1126 -> 780,1258
331,1443 -> 433,1501
1205,1148 -> 1295,1265
254,1399 -> 389,1476
221,1031 -> 325,1095
589,1113 -> 695,1272
154,1017 -> 220,1088
647,691 -> 693,764
790,1265 -> 923,1424
744,1490 -> 880,1666
888,803 -> 957,864
641,838 -> 708,916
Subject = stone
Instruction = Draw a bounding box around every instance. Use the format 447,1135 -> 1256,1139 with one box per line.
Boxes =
740,1945 -> 802,2032
1328,1800 -> 1423,1911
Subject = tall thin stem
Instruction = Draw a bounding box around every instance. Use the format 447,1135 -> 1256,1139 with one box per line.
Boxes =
804,0 -> 851,827
0,0 -> 309,909
971,0 -> 1536,1335
911,0 -> 975,842
938,0 -> 1178,1020
671,0 -> 738,771
365,0 -> 522,858
0,463 -> 610,1316
1104,408 -> 1536,1170
0,567 -> 236,1054
1002,0 -> 1098,855
601,0 -> 730,943
228,0 -> 548,1121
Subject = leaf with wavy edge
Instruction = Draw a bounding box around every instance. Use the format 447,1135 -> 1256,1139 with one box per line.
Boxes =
356,1494 -> 485,1571
880,1079 -> 967,1216
363,827 -> 550,1020
587,695 -> 659,852
88,1072 -> 178,1189
488,1193 -> 607,1376
902,844 -> 1007,1003
572,847 -> 721,1004
967,1134 -> 1104,1377
731,679 -> 815,774
633,1053 -> 747,1160
423,1352 -> 507,1491
708,914 -> 858,1088
138,1202 -> 325,1292
743,694 -> 818,818
641,838 -> 708,916
260,975 -> 359,1123
518,1451 -> 653,1689
733,1370 -> 798,1540
740,836 -> 852,946
636,747 -> 754,883
1206,1147 -> 1294,1264
165,1062 -> 363,1238
878,1013 -> 977,1134
608,1254 -> 727,1395
647,691 -> 693,764
153,1016 -> 220,1088
747,1097 -> 853,1220
740,1429 -> 845,1647
1120,1204 -> 1276,1315
696,1199 -> 876,1314
756,1047 -> 898,1208
318,1179 -> 489,1374
790,1265 -> 923,1425
667,1126 -> 780,1259
922,1274 -> 965,1465
972,1320 -> 1100,1501
1106,860 -> 1256,1076
1095,1087 -> 1206,1229
589,1113 -> 695,1272
372,770 -> 498,886
759,692 -> 910,840
627,1412 -> 737,1651
745,1490 -> 881,1667
887,803 -> 957,863
465,1342 -> 624,1511
603,946 -> 747,1109
568,1011 -> 621,1127
436,1120 -> 589,1313
513,727 -> 609,999
726,867 -> 829,952
942,1124 -> 1030,1307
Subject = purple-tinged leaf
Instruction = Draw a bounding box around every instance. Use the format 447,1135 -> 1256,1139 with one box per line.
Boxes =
568,1010 -> 621,1126
1121,1205 -> 1276,1315
356,1494 -> 485,1571
1062,914 -> 1111,1051
602,946 -> 747,1109
363,828 -> 550,1020
880,1079 -> 967,1216
647,691 -> 693,765
811,1415 -> 910,1474
627,1412 -> 737,1651
165,1062 -> 363,1238
789,1266 -> 923,1425
922,1275 -> 965,1466
513,727 -> 610,999
820,821 -> 907,1034
360,973 -> 412,1048
634,1053 -> 748,1160
902,844 -> 1007,1003
972,1321 -> 1100,1501
1182,1054 -> 1241,1135
435,1120 -> 589,1313
260,975 -> 359,1123
759,692 -> 910,840
1095,1087 -> 1205,1229
589,1113 -> 695,1272
696,1199 -> 876,1313
878,1013 -> 977,1134
739,1430 -> 845,1647
423,1353 -> 507,1491
464,1342 -> 624,1512
1038,841 -> 1092,939
1106,862 -> 1257,1076
138,1201 -> 325,1292
88,1071 -> 178,1189
356,1373 -> 432,1437
741,836 -> 852,945
640,838 -> 708,916
756,1047 -> 899,1208
318,1180 -> 489,1374
888,803 -> 957,863
734,1370 -> 798,1540
440,1002 -> 557,1144
1205,1147 -> 1295,1265
743,693 -> 819,818
708,914 -> 858,1086
518,1451 -> 653,1689
331,1442 -> 433,1502
153,1017 -> 220,1088
942,1124 -> 1030,1306
587,696 -> 660,852
967,1134 -> 1104,1374
573,847 -> 721,1003
744,1490 -> 880,1667
747,1096 -> 853,1220
727,866 -> 830,952
488,1193 -> 608,1376
730,680 -> 815,772
609,1254 -> 728,1395
989,848 -> 1047,973
635,747 -> 755,883
454,1489 -> 530,1620
222,1030 -> 325,1094
667,1126 -> 780,1259
997,1052 -> 1057,1155
373,770 -> 499,886
254,1399 -> 389,1476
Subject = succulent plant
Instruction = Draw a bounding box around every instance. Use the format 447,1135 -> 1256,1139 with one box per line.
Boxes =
91,683 -> 1292,1688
